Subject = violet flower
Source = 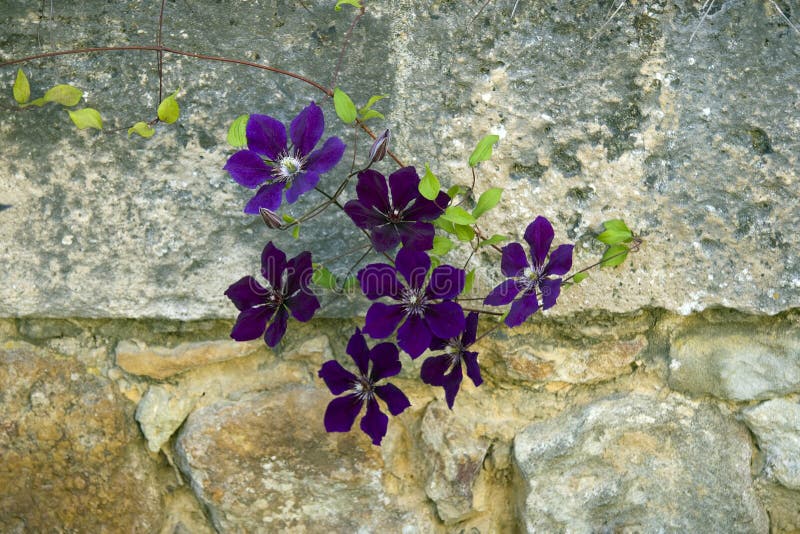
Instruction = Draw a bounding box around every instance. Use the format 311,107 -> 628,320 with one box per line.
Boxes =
224,241 -> 320,347
318,328 -> 411,445
344,167 -> 449,252
420,311 -> 482,409
483,216 -> 573,328
224,102 -> 346,214
358,247 -> 465,358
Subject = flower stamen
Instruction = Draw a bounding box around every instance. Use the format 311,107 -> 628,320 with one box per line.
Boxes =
401,286 -> 428,316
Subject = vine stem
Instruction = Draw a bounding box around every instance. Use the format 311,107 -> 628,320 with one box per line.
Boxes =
562,237 -> 642,283
330,1 -> 367,90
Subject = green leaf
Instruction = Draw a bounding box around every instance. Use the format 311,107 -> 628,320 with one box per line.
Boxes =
158,90 -> 180,124
468,134 -> 500,167
478,234 -> 508,248
13,69 -> 30,104
358,109 -> 384,121
472,187 -> 503,218
453,223 -> 475,242
312,265 -> 338,289
43,84 -> 82,106
358,94 -> 387,114
447,185 -> 462,199
227,114 -> 249,147
597,219 -> 633,245
431,235 -> 454,256
441,206 -> 477,226
333,87 -> 357,124
334,0 -> 362,10
68,108 -> 102,130
419,164 -> 441,201
281,214 -> 296,224
128,121 -> 155,138
463,269 -> 475,295
22,97 -> 46,107
292,225 -> 300,239
343,275 -> 359,292
601,244 -> 629,267
573,272 -> 589,284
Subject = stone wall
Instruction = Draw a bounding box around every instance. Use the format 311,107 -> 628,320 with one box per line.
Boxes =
1,0 -> 799,532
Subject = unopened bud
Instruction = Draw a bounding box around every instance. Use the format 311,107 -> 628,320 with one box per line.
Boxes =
259,207 -> 283,229
368,129 -> 391,165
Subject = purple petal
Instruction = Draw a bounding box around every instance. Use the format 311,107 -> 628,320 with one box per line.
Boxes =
260,242 -> 287,290
360,398 -> 389,445
395,247 -> 430,289
429,336 -> 448,351
397,315 -> 432,359
318,360 -> 358,395
505,293 -> 539,328
397,221 -> 435,251
306,136 -> 346,174
247,114 -> 287,160
483,279 -> 520,306
230,306 -> 273,341
363,302 -> 405,339
501,242 -> 529,278
224,276 -> 267,311
404,191 -> 449,221
425,301 -> 466,340
344,200 -> 387,230
284,171 -> 320,204
388,166 -> 420,210
264,307 -> 289,347
524,216 -> 555,268
223,150 -> 272,189
357,263 -> 403,301
374,383 -> 411,416
540,278 -> 562,310
370,224 -> 402,252
544,244 -> 574,277
287,290 -> 320,322
420,354 -> 451,386
346,328 -> 370,375
290,101 -> 324,157
462,312 -> 479,346
441,365 -> 464,409
369,342 -> 401,381
426,265 -> 465,300
356,169 -> 390,213
463,351 -> 482,387
244,182 -> 283,214
286,251 -> 313,296
324,394 -> 362,432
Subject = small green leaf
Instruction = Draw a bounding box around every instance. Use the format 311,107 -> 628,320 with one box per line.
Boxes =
472,187 -> 503,218
463,269 -> 475,295
292,225 -> 300,239
358,94 -> 387,114
333,87 -> 357,124
468,134 -> 500,167
334,0 -> 362,10
601,244 -> 629,267
431,235 -> 454,256
22,97 -> 46,107
43,84 -> 83,106
478,234 -> 508,248
227,114 -> 249,147
419,164 -> 441,201
441,206 -> 477,226
453,223 -> 475,242
281,214 -> 296,224
597,219 -> 633,245
13,69 -> 30,104
158,90 -> 180,124
68,108 -> 102,130
358,109 -> 384,121
312,265 -> 338,289
573,272 -> 589,284
128,121 -> 156,138
447,185 -> 462,199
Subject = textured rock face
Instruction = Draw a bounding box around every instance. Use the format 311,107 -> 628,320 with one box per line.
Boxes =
743,398 -> 800,490
513,394 -> 768,533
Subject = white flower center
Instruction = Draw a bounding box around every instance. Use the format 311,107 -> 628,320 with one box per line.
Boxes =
517,265 -> 544,294
401,286 -> 428,317
272,150 -> 306,183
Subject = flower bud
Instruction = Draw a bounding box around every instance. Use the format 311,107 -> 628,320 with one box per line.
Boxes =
259,207 -> 283,229
368,129 -> 391,165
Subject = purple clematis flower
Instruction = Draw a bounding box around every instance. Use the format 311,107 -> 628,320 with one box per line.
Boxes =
421,311 -> 482,409
224,102 -> 346,214
224,241 -> 320,347
318,328 -> 411,445
483,216 -> 574,328
358,247 -> 466,358
344,167 -> 449,252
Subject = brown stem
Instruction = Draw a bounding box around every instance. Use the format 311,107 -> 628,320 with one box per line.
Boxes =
157,0 -> 167,104
460,306 -> 504,316
330,1 -> 366,90
562,236 -> 642,283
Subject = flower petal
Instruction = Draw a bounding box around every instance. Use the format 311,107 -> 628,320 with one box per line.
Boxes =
429,336 -> 448,351
544,244 -> 574,277
290,101 -> 324,157
397,221 -> 435,251
287,289 -> 320,322
501,242 -> 529,278
356,169 -> 390,213
395,247 -> 430,289
524,216 -> 555,268
370,224 -> 402,252
306,136 -> 346,174
363,302 -> 405,339
369,342 -> 401,381
462,312 -> 479,347
425,301 -> 466,340
374,383 -> 411,416
260,241 -> 287,290
404,191 -> 449,221
397,315 -> 432,359
360,398 -> 389,445
346,328 -> 370,376
441,365 -> 464,409
388,166 -> 420,210
318,360 -> 358,395
427,264 -> 465,300
263,307 -> 289,347
324,394 -> 362,433
230,306 -> 273,341
463,351 -> 482,387
357,263 -> 403,301
224,276 -> 267,311
223,150 -> 272,189
483,279 -> 520,306
505,292 -> 539,328
344,200 -> 387,230
285,251 -> 313,296
420,354 -> 451,386
540,277 -> 562,310
244,182 -> 283,214
284,171 -> 320,204
247,113 -> 287,160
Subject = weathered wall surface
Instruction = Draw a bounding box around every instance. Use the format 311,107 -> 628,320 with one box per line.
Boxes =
1,0 -> 799,532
